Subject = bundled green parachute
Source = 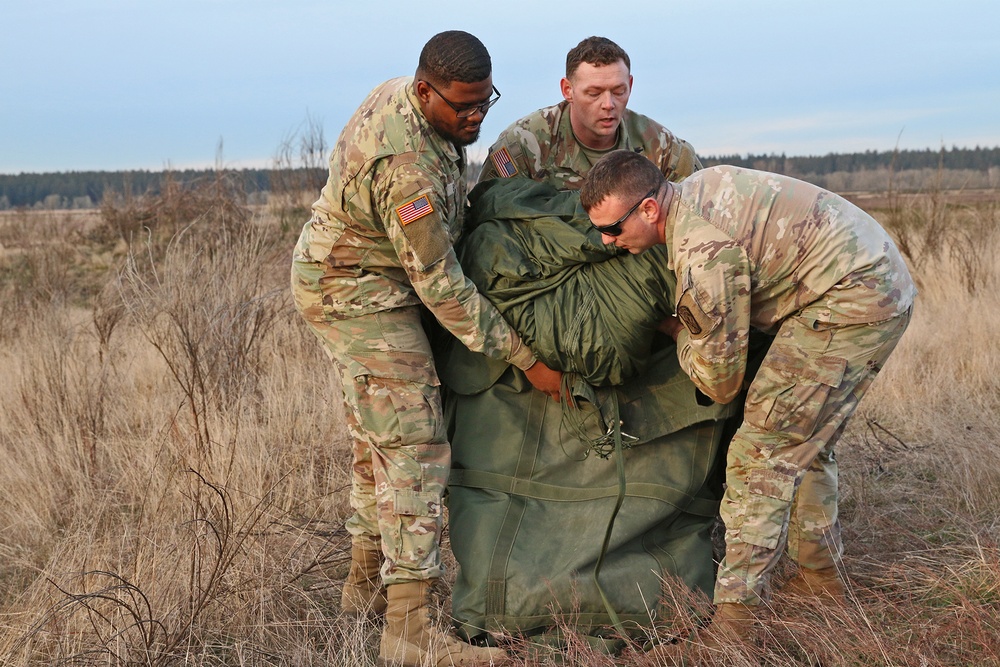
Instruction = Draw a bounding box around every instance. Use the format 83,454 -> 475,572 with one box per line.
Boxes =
458,178 -> 674,387
439,178 -> 744,649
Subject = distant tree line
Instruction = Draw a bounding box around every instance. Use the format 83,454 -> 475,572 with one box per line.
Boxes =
700,145 -> 1000,176
0,167 -> 325,210
2,146 -> 998,210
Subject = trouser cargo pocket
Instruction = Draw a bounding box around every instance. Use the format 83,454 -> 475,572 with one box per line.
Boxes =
739,467 -> 797,550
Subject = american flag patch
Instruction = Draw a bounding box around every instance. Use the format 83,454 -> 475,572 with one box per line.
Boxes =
490,146 -> 518,178
396,194 -> 434,225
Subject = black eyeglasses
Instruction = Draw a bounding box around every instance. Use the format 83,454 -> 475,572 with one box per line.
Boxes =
421,80 -> 501,118
592,187 -> 657,236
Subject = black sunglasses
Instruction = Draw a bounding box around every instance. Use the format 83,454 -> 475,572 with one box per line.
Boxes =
592,187 -> 657,237
421,80 -> 501,118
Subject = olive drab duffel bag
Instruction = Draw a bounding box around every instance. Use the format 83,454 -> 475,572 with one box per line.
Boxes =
439,179 -> 739,648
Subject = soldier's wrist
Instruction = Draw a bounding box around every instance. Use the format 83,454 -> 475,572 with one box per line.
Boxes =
509,349 -> 536,371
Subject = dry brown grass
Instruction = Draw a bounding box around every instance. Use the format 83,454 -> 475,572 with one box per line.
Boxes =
1,182 -> 998,666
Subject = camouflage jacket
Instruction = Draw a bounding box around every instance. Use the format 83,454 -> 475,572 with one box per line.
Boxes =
666,166 -> 917,403
478,101 -> 702,190
291,77 -> 535,370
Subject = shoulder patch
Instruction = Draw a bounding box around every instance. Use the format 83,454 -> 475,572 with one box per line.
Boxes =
396,194 -> 434,225
677,303 -> 703,335
676,290 -> 719,340
489,146 -> 518,178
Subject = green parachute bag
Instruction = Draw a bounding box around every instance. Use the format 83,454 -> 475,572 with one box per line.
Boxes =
440,179 -> 738,647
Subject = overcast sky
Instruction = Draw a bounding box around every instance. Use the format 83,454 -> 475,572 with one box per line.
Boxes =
3,0 -> 998,174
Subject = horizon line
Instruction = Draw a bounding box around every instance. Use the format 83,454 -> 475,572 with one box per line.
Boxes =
3,142 -> 1000,177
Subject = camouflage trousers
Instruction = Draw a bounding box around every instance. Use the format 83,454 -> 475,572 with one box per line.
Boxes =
297,304 -> 448,586
715,307 -> 912,605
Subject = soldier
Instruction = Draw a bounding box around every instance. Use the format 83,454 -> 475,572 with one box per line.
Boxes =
478,36 -> 701,190
290,31 -> 561,667
580,151 -> 916,657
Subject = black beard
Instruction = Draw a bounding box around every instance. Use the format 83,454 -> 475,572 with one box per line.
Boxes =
436,124 -> 481,147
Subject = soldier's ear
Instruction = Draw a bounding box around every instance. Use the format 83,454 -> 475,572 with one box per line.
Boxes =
640,191 -> 663,224
639,196 -> 656,223
559,77 -> 573,103
415,79 -> 433,105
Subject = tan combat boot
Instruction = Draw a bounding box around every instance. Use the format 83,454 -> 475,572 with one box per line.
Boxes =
696,602 -> 757,645
782,566 -> 846,601
378,580 -> 508,667
341,544 -> 388,617
647,603 -> 758,665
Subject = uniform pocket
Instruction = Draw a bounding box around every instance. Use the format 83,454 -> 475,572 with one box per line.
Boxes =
295,216 -> 346,264
394,489 -> 442,518
350,309 -> 440,386
384,378 -> 446,447
675,288 -> 721,340
739,467 -> 797,549
676,267 -> 722,340
353,376 -> 446,448
744,344 -> 847,440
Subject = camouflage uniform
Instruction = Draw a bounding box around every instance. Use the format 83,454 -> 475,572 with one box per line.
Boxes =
291,77 -> 536,585
662,166 -> 916,605
479,101 -> 702,190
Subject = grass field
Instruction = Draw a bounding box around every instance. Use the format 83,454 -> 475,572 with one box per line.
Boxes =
1,179 -> 998,666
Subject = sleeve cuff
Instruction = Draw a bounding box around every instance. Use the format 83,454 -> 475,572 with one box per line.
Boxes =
506,335 -> 537,371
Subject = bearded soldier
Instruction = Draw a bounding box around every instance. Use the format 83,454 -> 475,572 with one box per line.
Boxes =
291,30 -> 560,667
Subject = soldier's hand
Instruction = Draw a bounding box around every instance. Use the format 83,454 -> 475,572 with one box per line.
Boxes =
658,315 -> 683,341
524,360 -> 562,401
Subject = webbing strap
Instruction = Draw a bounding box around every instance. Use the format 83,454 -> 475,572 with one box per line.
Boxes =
462,378 -> 722,634
483,386 -> 550,628
447,470 -> 719,517
592,391 -> 627,636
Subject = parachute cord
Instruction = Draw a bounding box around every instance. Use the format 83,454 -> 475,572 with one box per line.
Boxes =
556,373 -> 601,460
556,374 -> 636,460
592,390 -> 629,638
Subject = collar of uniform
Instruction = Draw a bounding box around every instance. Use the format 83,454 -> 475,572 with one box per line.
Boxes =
405,78 -> 464,165
617,110 -> 638,151
662,180 -> 682,271
555,100 -> 599,176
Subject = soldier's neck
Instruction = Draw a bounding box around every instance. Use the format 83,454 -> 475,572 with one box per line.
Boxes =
569,114 -> 619,151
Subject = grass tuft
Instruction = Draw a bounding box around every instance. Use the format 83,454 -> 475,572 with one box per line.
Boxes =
1,187 -> 998,665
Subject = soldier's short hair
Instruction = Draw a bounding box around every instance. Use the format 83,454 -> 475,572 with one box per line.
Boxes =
417,31 -> 492,85
566,36 -> 631,79
580,149 -> 663,211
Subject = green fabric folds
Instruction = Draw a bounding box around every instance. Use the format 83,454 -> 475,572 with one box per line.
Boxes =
441,178 -> 738,642
446,363 -> 727,640
459,178 -> 674,387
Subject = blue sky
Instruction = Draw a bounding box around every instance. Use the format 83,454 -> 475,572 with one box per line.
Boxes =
2,0 -> 998,174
